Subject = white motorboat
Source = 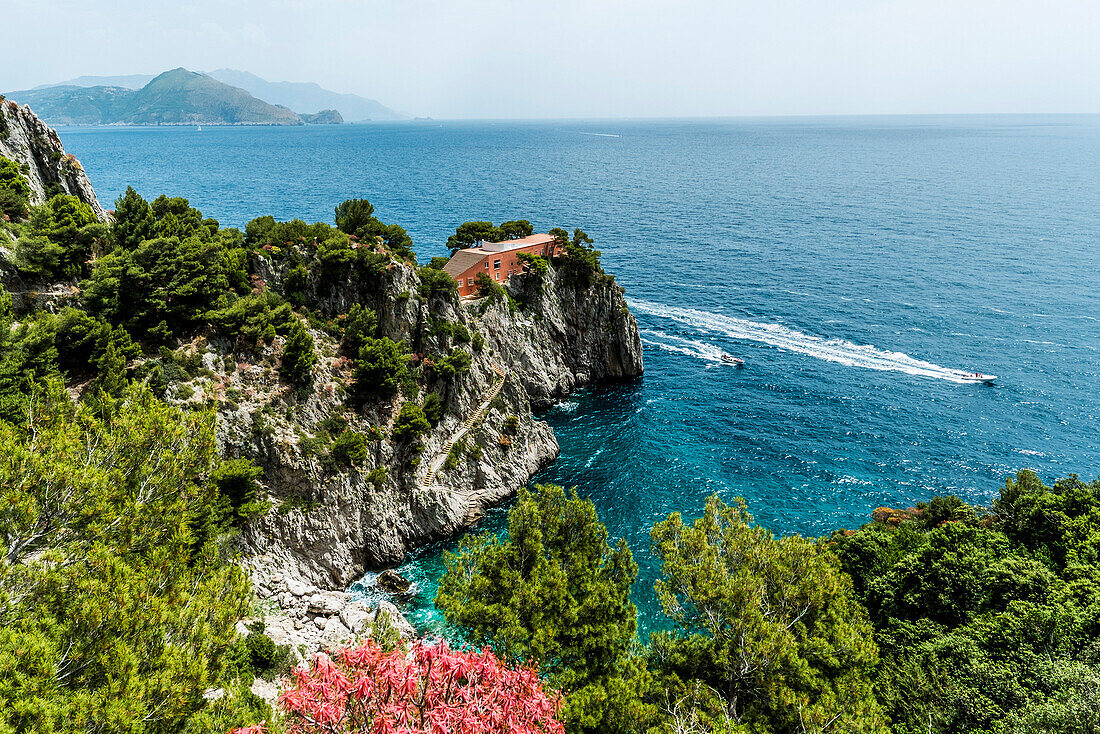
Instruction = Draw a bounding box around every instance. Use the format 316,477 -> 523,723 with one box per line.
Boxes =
721,353 -> 744,366
959,372 -> 996,384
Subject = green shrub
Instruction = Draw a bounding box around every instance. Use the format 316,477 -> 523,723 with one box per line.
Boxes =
280,319 -> 317,384
474,272 -> 504,301
517,251 -> 549,276
243,623 -> 295,681
284,264 -> 309,305
318,414 -> 349,437
340,304 -> 377,356
422,392 -> 445,425
211,292 -> 294,349
417,266 -> 458,300
329,430 -> 370,467
0,156 -> 31,219
392,402 -> 430,443
366,466 -> 387,492
350,337 -> 409,403
552,227 -> 603,286
212,458 -> 266,525
431,348 -> 472,380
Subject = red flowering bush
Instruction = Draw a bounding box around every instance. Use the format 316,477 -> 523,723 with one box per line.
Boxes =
260,639 -> 563,734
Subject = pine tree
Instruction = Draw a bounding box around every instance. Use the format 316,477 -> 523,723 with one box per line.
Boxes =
280,319 -> 316,385
111,186 -> 155,250
437,484 -> 653,734
650,495 -> 887,733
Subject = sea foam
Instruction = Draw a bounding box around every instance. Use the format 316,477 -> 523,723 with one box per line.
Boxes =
632,300 -> 986,383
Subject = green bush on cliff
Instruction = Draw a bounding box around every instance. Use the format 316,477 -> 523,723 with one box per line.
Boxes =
84,197 -> 253,342
334,198 -> 415,260
430,348 -> 472,380
392,402 -> 430,443
444,219 -> 533,253
15,193 -> 107,279
329,430 -> 371,467
280,319 -> 317,385
349,336 -> 409,403
0,156 -> 31,219
417,265 -> 458,300
552,227 -> 603,286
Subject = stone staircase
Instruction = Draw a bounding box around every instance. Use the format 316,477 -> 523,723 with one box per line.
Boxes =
422,364 -> 507,487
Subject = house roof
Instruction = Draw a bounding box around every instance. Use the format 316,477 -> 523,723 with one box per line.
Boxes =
480,233 -> 555,253
442,249 -> 487,278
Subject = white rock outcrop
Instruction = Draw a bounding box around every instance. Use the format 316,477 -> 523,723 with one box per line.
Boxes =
0,100 -> 105,219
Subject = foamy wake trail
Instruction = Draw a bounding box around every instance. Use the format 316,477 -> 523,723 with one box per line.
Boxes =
632,300 -> 980,383
640,331 -> 729,364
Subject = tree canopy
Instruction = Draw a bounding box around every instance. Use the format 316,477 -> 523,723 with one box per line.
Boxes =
830,471 -> 1100,734
0,156 -> 32,219
445,219 -> 534,252
0,383 -> 258,733
650,495 -> 886,734
437,484 -> 651,734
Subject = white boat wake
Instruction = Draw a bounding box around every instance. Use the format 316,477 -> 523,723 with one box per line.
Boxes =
631,300 -> 991,384
640,331 -> 731,365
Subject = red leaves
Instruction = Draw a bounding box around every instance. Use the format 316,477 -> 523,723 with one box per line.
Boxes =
274,639 -> 563,734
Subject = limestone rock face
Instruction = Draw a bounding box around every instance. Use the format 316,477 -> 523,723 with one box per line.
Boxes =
0,101 -> 105,219
229,261 -> 642,598
240,566 -> 416,667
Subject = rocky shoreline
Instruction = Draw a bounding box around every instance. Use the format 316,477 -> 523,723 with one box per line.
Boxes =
231,263 -> 643,653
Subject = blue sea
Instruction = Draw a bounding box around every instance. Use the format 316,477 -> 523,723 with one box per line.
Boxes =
60,117 -> 1100,633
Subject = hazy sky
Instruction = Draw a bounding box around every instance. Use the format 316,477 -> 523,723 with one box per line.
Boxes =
4,0 -> 1099,119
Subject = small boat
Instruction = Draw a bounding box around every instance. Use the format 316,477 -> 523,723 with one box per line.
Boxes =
721,353 -> 744,366
959,372 -> 996,384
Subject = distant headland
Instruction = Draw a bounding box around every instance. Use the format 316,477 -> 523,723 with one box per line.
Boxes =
5,67 -> 405,126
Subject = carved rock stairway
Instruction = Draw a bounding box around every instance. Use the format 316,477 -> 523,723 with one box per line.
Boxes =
422,364 -> 507,487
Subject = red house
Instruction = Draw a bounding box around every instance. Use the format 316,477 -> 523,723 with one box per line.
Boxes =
443,233 -> 561,297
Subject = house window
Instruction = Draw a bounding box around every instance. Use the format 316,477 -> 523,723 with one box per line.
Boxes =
494,259 -> 501,270
467,278 -> 473,286
484,262 -> 489,269
494,272 -> 500,280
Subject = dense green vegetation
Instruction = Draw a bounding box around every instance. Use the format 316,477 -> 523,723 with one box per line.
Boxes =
0,384 -> 265,733
0,175 -> 506,731
445,218 -> 534,252
831,472 -> 1100,734
438,485 -> 651,734
436,479 -> 1100,734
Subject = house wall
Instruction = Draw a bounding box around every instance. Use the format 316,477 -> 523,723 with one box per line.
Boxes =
452,241 -> 559,297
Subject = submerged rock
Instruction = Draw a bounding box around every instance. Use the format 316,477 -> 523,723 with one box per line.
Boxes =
376,569 -> 413,595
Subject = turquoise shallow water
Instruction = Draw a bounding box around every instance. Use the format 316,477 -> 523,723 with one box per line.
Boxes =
60,116 -> 1100,633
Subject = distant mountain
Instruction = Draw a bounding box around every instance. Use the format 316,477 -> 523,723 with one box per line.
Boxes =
206,69 -> 405,122
34,74 -> 156,91
6,69 -> 304,126
4,85 -> 134,125
122,68 -> 302,125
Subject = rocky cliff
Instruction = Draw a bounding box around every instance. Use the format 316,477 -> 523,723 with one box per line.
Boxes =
220,261 -> 642,594
0,98 -> 105,218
